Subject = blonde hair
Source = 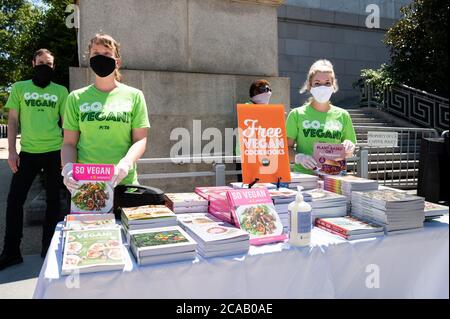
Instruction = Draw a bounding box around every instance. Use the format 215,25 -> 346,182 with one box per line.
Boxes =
299,59 -> 339,94
87,33 -> 122,82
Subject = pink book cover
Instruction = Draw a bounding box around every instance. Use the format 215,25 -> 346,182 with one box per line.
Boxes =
71,164 -> 115,214
209,202 -> 230,212
208,201 -> 233,224
226,188 -> 287,245
207,210 -> 233,224
313,143 -> 347,176
195,186 -> 233,200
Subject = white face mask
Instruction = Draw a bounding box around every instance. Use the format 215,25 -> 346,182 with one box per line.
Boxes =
310,85 -> 334,103
251,92 -> 272,104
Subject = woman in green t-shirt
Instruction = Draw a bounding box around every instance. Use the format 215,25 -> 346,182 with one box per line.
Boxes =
286,59 -> 357,174
61,33 -> 150,191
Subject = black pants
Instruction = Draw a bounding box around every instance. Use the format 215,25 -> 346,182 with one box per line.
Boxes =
3,150 -> 62,255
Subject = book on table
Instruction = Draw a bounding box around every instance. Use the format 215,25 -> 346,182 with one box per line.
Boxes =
64,213 -> 117,231
351,190 -> 425,234
229,182 -> 278,189
121,205 -> 178,231
301,188 -> 348,220
62,228 -> 125,275
195,186 -> 234,223
226,188 -> 287,245
315,216 -> 384,240
289,172 -> 319,190
424,201 -> 448,219
179,213 -> 250,258
165,193 -> 208,213
129,226 -> 197,266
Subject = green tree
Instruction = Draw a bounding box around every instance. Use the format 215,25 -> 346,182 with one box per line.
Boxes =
0,0 -> 77,93
0,0 -> 44,89
36,0 -> 78,88
362,0 -> 449,97
385,0 -> 448,97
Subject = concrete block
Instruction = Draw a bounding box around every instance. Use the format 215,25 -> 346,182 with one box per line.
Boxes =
279,21 -> 299,39
277,4 -> 287,17
285,39 -> 310,56
188,0 -> 278,76
309,8 -> 334,24
296,24 -> 322,42
79,0 -> 189,71
285,5 -> 310,20
333,43 -> 357,60
328,58 -> 346,75
334,11 -> 360,26
310,41 -> 334,58
280,71 -> 303,88
319,0 -> 360,13
296,56 -> 318,72
279,54 -> 299,72
79,0 -> 279,76
278,38 -> 286,54
356,45 -> 389,62
319,26 -> 346,44
343,29 -> 385,47
337,74 -> 360,90
344,60 -> 374,76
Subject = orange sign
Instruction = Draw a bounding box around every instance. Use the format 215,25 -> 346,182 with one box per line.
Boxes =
237,104 -> 291,184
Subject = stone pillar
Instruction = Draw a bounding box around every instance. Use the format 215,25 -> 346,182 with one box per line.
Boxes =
72,0 -> 289,192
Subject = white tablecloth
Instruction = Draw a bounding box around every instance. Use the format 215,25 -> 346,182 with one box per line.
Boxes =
33,216 -> 449,299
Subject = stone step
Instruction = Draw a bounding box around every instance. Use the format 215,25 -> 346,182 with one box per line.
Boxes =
353,153 -> 421,163
351,117 -> 382,122
347,159 -> 420,170
349,114 -> 375,119
353,122 -> 392,127
367,169 -> 419,180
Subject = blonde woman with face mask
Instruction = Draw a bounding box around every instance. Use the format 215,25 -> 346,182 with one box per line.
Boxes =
286,59 -> 357,174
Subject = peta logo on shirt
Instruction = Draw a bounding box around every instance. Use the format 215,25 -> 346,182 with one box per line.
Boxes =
23,92 -> 58,108
302,119 -> 343,139
79,101 -> 132,123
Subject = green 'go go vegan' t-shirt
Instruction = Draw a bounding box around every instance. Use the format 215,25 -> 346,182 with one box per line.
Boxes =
63,83 -> 151,185
5,80 -> 68,153
286,103 -> 357,174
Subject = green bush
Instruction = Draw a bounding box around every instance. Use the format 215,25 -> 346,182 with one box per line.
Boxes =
359,0 -> 449,97
359,64 -> 396,92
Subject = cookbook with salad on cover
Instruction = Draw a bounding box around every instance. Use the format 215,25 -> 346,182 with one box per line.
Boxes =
70,164 -> 115,214
226,188 -> 286,245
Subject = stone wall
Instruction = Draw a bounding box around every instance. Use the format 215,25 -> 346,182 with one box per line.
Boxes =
277,0 -> 412,107
78,0 -> 279,76
70,67 -> 289,192
73,0 -> 290,192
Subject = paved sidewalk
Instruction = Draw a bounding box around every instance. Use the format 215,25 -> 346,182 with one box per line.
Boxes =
0,254 -> 43,299
0,138 -> 43,299
0,138 -> 43,256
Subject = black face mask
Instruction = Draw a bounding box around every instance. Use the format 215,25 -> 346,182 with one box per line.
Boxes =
32,64 -> 54,88
90,55 -> 116,78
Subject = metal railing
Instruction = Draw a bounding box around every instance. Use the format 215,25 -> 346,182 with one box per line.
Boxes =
136,124 -> 436,190
0,124 -> 7,138
353,125 -> 439,189
136,152 -> 368,187
359,82 -> 449,132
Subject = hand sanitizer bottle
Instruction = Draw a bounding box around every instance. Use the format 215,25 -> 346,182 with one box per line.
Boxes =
288,186 -> 312,247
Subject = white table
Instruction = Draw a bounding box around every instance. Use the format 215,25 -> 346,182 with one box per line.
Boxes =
33,216 -> 449,299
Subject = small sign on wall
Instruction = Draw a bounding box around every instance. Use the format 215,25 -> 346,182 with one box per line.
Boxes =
367,131 -> 399,147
